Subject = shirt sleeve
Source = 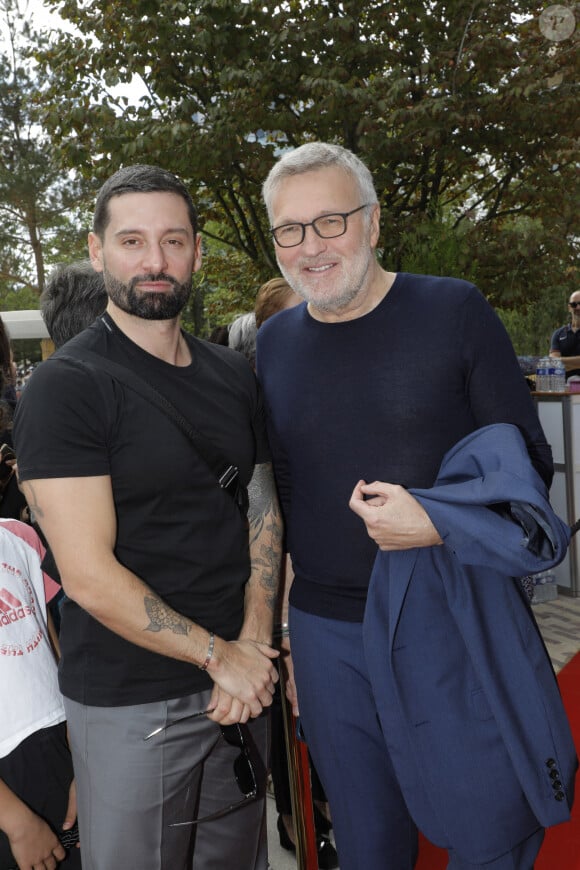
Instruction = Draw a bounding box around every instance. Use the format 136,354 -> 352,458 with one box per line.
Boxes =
13,356 -> 112,482
550,328 -> 562,352
256,333 -> 291,522
459,287 -> 553,487
252,380 -> 272,466
0,518 -> 60,602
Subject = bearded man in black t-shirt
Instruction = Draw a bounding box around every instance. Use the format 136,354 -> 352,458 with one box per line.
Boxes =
14,165 -> 282,870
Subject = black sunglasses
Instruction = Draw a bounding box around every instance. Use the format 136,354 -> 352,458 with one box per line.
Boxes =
569,302 -> 580,308
143,713 -> 257,826
171,723 -> 257,826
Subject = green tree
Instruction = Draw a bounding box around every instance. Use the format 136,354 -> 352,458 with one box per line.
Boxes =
196,238 -> 271,333
34,0 -> 578,337
0,0 -> 88,308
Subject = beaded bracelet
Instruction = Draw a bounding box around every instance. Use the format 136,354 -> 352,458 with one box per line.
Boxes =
199,631 -> 215,671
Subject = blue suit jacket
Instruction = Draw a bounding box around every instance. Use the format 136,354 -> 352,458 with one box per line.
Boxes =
363,424 -> 577,863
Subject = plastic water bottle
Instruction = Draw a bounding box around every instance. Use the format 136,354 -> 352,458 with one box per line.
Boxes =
534,569 -> 556,584
547,357 -> 557,392
551,358 -> 567,392
535,357 -> 549,392
531,570 -> 558,604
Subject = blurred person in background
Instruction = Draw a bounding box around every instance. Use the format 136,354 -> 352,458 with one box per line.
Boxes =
549,290 -> 580,377
228,313 -> 258,369
254,277 -> 337,869
41,260 -> 108,349
0,317 -> 26,523
207,324 -> 229,346
254,278 -> 302,330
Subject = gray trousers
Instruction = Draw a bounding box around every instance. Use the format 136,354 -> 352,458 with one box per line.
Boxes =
64,691 -> 269,870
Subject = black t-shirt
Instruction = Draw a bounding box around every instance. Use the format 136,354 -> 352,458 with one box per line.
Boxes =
550,325 -> 580,375
550,324 -> 580,356
0,429 -> 27,521
14,315 -> 270,706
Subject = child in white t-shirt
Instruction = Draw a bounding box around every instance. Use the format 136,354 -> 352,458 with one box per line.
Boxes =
0,519 -> 80,870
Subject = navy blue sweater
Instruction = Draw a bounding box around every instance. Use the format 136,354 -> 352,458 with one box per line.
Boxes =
256,273 -> 553,621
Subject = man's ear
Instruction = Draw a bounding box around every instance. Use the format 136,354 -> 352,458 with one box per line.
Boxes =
88,232 -> 104,273
369,203 -> 381,250
192,233 -> 203,274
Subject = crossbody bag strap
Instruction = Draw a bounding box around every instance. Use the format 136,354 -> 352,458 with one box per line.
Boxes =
58,349 -> 241,500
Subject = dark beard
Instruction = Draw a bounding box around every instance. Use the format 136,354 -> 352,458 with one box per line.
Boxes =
104,269 -> 192,320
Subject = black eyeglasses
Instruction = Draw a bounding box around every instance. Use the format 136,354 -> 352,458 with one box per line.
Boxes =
569,302 -> 580,309
144,712 -> 257,825
271,203 -> 372,248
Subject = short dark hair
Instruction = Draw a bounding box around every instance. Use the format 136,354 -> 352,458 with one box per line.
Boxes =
93,164 -> 198,239
41,259 -> 108,347
207,324 -> 230,346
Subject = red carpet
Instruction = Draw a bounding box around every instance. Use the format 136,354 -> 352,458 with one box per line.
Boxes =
415,651 -> 580,868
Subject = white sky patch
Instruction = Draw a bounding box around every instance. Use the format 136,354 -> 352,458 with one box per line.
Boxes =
1,0 -> 147,105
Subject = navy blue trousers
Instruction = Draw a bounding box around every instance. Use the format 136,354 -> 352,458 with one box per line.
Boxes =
289,607 -> 544,870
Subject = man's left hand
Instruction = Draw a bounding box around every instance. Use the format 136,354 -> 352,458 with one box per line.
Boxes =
349,480 -> 442,551
206,687 -> 252,725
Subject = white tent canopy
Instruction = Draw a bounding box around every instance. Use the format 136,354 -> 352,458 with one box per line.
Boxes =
0,310 -> 50,340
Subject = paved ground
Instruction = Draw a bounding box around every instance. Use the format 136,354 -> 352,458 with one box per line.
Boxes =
267,794 -> 311,870
266,593 -> 580,869
532,593 -> 580,673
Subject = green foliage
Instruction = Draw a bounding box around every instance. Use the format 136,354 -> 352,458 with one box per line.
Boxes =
0,0 -> 89,300
190,238 -> 273,338
0,283 -> 40,311
0,0 -> 575,337
397,211 -> 479,285
31,0 -> 577,325
496,299 -> 565,357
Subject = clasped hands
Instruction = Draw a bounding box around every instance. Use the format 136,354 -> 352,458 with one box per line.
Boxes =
206,637 -> 279,726
349,479 -> 442,550
208,482 -> 441,722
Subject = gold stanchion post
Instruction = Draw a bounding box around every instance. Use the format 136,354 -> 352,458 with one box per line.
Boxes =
278,663 -> 319,869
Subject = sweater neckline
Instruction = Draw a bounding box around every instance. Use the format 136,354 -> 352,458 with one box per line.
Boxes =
304,272 -> 402,327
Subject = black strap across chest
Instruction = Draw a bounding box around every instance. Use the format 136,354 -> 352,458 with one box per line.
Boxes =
58,348 -> 244,508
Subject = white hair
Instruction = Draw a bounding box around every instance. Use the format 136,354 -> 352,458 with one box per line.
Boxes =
262,142 -> 379,222
228,312 -> 257,365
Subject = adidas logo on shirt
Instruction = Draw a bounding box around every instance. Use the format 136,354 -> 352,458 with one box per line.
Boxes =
0,587 -> 34,626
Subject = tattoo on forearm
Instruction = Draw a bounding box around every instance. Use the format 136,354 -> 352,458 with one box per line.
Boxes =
144,595 -> 191,636
247,463 -> 273,544
247,463 -> 283,612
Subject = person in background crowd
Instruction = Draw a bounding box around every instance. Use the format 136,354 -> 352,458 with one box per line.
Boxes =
34,260 -> 109,628
256,141 -> 575,870
0,341 -> 81,869
253,277 -> 338,869
549,290 -> 580,377
0,318 -> 17,413
0,516 -> 81,870
226,306 -> 339,865
228,313 -> 258,369
0,318 -> 26,523
207,324 -> 229,346
254,277 -> 302,330
40,260 -> 108,349
13,164 -> 282,870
